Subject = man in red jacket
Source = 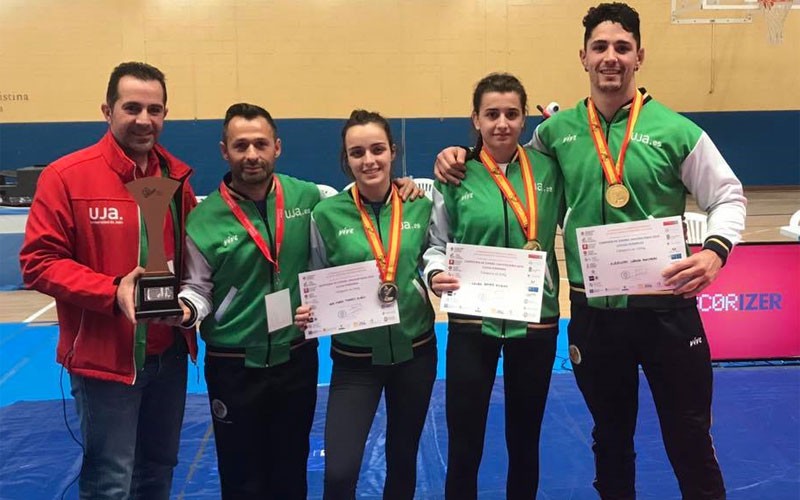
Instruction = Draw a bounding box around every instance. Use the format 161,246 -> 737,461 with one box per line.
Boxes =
19,61 -> 197,500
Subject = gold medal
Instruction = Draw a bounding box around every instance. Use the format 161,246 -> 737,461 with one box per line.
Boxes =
605,183 -> 630,208
523,239 -> 541,251
378,281 -> 399,303
587,90 -> 643,211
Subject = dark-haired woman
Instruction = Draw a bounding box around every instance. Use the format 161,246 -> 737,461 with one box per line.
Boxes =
423,73 -> 564,499
295,110 -> 436,500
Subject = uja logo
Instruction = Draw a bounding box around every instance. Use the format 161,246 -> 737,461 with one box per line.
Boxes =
285,207 -> 311,219
88,207 -> 123,224
401,221 -> 422,230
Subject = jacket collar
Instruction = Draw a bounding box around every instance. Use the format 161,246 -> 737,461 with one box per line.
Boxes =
99,130 -> 193,182
222,171 -> 276,201
582,87 -> 652,121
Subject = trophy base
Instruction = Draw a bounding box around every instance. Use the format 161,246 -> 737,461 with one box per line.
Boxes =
135,274 -> 183,320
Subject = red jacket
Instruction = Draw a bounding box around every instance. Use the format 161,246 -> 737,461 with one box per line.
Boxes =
19,131 -> 198,385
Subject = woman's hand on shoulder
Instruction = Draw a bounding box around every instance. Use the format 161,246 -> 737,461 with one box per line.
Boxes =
393,177 -> 424,201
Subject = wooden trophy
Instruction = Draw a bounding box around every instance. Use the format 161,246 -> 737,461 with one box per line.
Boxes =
125,176 -> 183,319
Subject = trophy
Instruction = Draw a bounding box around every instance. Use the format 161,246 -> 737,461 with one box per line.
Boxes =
125,176 -> 183,319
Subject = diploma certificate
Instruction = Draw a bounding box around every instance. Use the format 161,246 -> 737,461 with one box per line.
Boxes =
299,260 -> 400,338
577,216 -> 687,298
439,243 -> 547,323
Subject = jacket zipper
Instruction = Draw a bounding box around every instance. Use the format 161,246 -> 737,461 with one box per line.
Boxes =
601,112 -> 621,309
264,202 -> 276,366
132,205 -> 142,383
501,189 -> 509,338
374,207 -> 396,364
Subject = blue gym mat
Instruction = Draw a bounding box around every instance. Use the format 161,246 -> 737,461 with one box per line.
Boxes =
1,322 -> 798,499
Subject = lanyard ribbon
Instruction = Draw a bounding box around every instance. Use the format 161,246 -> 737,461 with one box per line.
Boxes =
587,89 -> 643,186
351,185 -> 403,283
479,145 -> 538,242
219,177 -> 284,273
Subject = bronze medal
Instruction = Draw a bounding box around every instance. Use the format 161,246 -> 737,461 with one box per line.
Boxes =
523,239 -> 542,251
378,281 -> 399,304
605,183 -> 630,208
480,146 -> 541,251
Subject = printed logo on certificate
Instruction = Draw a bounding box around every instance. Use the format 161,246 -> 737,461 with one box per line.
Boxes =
576,216 -> 686,298
299,260 -> 400,338
439,242 -> 547,323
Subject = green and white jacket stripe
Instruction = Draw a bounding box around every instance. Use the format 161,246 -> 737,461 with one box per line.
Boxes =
310,190 -> 435,365
179,174 -> 321,367
529,91 -> 746,309
422,146 -> 564,338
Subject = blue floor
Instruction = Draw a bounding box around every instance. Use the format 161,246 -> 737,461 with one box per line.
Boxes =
1,323 -> 799,499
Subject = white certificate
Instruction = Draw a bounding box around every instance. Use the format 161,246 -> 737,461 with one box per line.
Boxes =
299,260 -> 400,339
576,216 -> 687,298
439,242 -> 547,323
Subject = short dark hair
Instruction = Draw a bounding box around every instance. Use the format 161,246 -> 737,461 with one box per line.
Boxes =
340,109 -> 396,180
471,73 -> 528,151
222,103 -> 278,143
106,62 -> 167,107
583,2 -> 641,49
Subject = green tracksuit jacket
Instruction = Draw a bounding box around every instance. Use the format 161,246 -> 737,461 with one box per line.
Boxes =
424,146 -> 564,338
531,90 -> 746,309
181,173 -> 320,367
310,189 -> 435,365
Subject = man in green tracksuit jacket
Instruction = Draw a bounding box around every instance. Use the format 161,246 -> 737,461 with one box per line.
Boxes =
529,5 -> 745,499
178,103 -> 320,499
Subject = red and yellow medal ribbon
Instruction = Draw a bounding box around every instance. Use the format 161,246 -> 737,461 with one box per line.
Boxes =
352,185 -> 403,283
587,89 -> 643,187
219,177 -> 284,273
479,145 -> 538,242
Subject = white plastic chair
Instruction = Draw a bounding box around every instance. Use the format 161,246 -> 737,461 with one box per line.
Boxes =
414,178 -> 435,200
317,184 -> 338,200
684,211 -> 708,244
790,209 -> 800,227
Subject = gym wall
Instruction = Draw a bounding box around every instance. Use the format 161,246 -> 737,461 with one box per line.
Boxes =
1,0 -> 798,190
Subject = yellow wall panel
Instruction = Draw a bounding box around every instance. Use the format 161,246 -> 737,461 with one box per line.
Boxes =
1,0 -> 798,122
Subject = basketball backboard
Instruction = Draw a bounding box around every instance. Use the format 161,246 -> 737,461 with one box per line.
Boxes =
673,0 -> 799,21
672,0 -> 797,43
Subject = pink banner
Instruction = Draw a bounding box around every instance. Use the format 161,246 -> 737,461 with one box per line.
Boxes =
692,243 -> 800,360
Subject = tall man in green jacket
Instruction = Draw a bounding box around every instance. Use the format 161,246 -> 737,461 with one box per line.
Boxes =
434,4 -> 746,499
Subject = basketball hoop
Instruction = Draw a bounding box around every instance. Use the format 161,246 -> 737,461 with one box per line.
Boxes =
759,0 -> 793,44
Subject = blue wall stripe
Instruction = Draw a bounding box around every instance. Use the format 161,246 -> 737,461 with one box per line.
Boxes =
1,110 -> 798,193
